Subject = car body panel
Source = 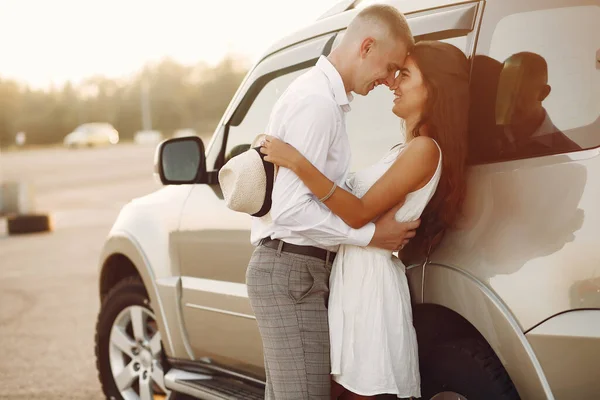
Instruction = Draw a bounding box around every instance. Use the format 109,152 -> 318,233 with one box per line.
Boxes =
100,234 -> 189,359
431,148 -> 600,331
99,185 -> 194,359
526,310 -> 600,399
413,263 -> 554,399
260,0 -> 478,62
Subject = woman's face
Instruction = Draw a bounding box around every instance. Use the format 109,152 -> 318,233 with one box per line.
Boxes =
391,55 -> 428,120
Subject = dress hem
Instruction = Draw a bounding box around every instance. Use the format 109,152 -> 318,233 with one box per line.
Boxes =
332,375 -> 421,398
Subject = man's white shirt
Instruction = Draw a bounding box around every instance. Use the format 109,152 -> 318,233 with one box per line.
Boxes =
250,56 -> 376,252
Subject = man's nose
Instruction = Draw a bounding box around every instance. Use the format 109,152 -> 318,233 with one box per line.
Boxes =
382,73 -> 396,88
388,75 -> 401,91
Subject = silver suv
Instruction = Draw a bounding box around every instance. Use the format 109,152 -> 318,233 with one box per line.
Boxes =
95,0 -> 600,399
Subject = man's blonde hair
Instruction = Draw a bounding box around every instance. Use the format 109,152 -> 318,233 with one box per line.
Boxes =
346,4 -> 414,49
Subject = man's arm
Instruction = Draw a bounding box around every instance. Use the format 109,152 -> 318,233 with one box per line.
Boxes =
264,136 -> 438,229
270,95 -> 375,247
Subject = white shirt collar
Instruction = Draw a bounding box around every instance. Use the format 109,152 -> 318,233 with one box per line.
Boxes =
316,56 -> 353,112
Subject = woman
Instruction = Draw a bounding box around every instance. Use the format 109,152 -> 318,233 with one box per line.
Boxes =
260,41 -> 470,399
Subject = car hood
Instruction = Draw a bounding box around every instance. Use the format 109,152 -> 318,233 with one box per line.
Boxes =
109,185 -> 192,238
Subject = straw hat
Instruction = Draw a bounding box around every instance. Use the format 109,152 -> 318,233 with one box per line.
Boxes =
218,134 -> 278,217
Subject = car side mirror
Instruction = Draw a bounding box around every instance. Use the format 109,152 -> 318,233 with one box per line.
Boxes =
154,136 -> 207,185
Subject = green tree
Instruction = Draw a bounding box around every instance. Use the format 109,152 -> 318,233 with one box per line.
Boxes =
0,55 -> 249,148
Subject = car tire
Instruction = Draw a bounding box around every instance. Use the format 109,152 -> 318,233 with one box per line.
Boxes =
7,213 -> 53,235
95,276 -> 169,400
420,337 -> 520,400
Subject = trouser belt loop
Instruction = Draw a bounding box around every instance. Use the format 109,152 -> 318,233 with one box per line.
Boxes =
276,240 -> 284,257
325,251 -> 331,266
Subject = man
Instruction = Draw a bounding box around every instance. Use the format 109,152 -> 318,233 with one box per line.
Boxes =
246,5 -> 417,399
498,51 -> 580,158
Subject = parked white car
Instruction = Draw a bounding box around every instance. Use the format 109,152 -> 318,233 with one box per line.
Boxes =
63,123 -> 119,148
95,0 -> 600,399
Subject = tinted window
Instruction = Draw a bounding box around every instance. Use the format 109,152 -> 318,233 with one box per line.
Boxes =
346,36 -> 470,172
469,4 -> 600,164
224,69 -> 309,163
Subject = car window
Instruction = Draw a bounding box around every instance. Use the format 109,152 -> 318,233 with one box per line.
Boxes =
345,36 -> 470,172
221,32 -> 471,173
469,3 -> 600,164
224,68 -> 309,163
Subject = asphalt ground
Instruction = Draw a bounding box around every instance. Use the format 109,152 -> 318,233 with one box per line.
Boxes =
0,143 -> 163,399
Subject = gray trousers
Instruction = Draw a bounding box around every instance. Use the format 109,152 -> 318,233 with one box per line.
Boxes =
246,244 -> 333,400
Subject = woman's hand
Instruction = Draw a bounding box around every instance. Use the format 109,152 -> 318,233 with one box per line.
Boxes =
259,135 -> 304,172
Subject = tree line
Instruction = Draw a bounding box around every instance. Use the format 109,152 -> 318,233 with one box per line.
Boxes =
0,56 -> 249,147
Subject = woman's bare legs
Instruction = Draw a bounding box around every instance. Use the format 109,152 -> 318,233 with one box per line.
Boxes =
340,391 -> 375,400
331,378 -> 346,399
332,381 -> 375,400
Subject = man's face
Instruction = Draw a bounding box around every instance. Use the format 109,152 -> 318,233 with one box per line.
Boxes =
354,37 -> 409,96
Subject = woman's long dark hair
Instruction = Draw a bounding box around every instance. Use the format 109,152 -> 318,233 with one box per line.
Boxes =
402,41 -> 470,262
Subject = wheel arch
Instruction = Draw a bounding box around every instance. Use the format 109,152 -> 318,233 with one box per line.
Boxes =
99,253 -> 142,302
409,262 -> 555,400
98,232 -> 189,359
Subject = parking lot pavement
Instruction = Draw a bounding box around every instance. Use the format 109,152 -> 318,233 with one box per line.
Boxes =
0,143 -> 161,399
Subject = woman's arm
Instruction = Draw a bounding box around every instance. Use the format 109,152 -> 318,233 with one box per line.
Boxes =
261,135 -> 440,229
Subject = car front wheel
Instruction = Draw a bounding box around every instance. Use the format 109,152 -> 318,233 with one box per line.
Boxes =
95,276 -> 169,400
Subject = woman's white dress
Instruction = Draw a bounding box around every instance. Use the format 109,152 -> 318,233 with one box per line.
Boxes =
329,142 -> 442,398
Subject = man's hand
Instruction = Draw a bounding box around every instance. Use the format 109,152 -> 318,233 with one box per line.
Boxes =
369,203 -> 420,251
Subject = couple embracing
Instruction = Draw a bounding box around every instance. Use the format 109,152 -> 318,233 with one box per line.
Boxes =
243,5 -> 469,400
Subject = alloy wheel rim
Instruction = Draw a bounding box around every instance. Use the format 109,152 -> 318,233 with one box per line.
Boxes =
109,305 -> 168,400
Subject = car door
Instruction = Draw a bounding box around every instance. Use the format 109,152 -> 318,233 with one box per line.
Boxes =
429,0 -> 600,397
174,33 -> 336,378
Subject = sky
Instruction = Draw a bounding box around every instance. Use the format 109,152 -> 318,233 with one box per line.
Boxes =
0,0 -> 341,88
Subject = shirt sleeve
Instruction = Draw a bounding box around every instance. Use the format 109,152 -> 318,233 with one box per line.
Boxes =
269,94 -> 375,247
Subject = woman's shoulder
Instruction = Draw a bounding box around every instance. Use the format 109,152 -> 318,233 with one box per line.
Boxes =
384,136 -> 441,188
408,135 -> 439,151
404,136 -> 441,165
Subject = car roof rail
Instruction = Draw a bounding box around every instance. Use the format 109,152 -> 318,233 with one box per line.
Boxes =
317,0 -> 359,20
